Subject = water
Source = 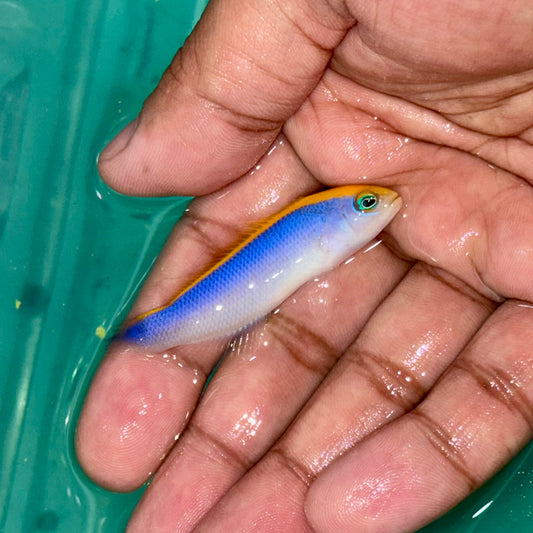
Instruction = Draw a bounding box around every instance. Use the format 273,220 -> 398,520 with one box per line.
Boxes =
0,0 -> 198,530
1,0 -> 532,531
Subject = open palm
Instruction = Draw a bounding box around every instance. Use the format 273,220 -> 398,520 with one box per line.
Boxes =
77,1 -> 533,531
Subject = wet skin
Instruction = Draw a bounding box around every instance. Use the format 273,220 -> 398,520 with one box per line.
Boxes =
76,1 -> 533,531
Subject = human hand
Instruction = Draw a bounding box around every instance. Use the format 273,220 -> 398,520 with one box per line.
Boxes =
76,1 -> 533,531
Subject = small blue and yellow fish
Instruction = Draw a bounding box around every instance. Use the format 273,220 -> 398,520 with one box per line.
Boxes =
122,185 -> 402,351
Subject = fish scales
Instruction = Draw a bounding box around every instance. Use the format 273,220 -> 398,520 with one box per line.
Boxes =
122,186 -> 402,350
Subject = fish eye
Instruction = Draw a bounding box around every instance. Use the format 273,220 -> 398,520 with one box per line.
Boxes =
355,192 -> 379,212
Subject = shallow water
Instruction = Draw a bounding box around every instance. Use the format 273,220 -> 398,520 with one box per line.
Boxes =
0,0 -> 532,531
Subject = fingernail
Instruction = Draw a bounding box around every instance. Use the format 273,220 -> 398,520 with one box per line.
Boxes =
99,118 -> 138,163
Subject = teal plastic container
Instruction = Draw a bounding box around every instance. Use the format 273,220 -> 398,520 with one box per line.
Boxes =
1,1 -> 532,531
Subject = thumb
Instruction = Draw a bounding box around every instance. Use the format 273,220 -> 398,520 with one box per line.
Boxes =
98,0 -> 354,196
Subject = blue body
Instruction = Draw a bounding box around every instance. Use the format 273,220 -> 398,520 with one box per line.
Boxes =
122,186 -> 401,350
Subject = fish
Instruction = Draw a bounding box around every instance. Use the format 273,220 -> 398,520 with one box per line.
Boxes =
121,185 -> 402,351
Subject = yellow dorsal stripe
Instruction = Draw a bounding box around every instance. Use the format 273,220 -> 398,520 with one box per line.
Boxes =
130,185 -> 385,323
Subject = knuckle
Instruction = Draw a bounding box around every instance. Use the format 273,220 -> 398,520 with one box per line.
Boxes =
350,348 -> 427,411
410,409 -> 478,491
455,359 -> 533,431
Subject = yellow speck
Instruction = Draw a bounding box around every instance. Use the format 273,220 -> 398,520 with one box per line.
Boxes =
15,299 -> 21,309
95,325 -> 107,340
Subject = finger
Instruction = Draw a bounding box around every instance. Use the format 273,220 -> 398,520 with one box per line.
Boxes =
393,162 -> 533,303
98,0 -> 355,196
76,137 -> 318,490
326,71 -> 533,186
289,88 -> 533,303
75,342 -> 207,491
126,239 -> 409,531
286,71 -> 533,187
307,301 -> 533,533
189,262 -> 495,531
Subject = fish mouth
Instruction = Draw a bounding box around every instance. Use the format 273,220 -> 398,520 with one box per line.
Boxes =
389,193 -> 403,213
